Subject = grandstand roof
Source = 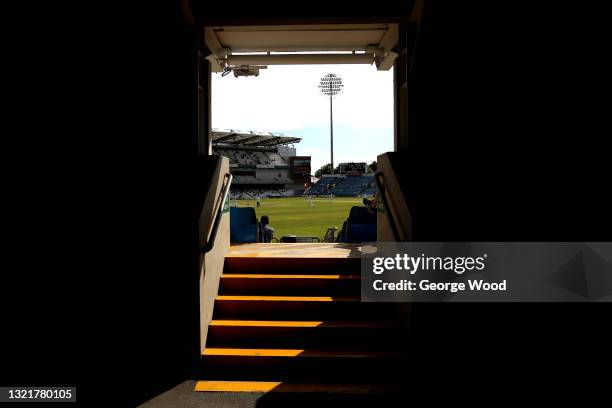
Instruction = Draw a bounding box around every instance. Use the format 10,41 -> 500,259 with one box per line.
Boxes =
212,129 -> 301,147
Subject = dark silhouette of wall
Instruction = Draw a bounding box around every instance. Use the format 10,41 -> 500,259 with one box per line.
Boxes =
5,1 -> 610,405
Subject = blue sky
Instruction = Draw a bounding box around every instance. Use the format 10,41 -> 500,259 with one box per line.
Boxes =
212,64 -> 393,172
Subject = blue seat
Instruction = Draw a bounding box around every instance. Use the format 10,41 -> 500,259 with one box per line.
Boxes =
347,224 -> 376,243
346,206 -> 377,243
230,207 -> 258,243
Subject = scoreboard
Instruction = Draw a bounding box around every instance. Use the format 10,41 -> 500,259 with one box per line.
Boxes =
338,162 -> 367,175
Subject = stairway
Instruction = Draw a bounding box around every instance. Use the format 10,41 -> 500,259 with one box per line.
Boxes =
195,243 -> 408,396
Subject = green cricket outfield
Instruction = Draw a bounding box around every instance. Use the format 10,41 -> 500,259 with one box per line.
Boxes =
230,196 -> 365,240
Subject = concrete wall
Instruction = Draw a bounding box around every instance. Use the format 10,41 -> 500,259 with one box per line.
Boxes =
376,153 -> 413,242
198,155 -> 231,351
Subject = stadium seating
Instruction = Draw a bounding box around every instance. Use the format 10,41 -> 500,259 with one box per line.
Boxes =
306,175 -> 376,197
215,148 -> 291,168
306,176 -> 343,194
214,149 -> 258,166
330,176 -> 373,197
229,207 -> 258,243
213,130 -> 307,199
265,152 -> 290,167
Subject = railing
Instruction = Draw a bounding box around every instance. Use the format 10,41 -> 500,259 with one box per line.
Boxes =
201,173 -> 232,253
374,172 -> 400,241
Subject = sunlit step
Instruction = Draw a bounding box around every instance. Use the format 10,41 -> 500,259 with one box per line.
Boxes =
194,380 -> 404,393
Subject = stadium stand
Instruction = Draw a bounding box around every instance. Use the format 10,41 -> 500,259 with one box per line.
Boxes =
306,176 -> 343,195
305,174 -> 376,197
361,179 -> 376,196
212,129 -> 311,197
231,187 -> 302,199
212,129 -> 376,199
332,175 -> 374,196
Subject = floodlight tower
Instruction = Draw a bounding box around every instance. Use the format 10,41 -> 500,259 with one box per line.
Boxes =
319,73 -> 344,175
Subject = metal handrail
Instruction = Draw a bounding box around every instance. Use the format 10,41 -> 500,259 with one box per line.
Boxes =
374,172 -> 401,241
201,173 -> 232,253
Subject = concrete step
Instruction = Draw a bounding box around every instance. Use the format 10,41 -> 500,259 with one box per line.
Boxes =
196,355 -> 410,382
194,380 -> 405,394
203,347 -> 406,358
206,320 -> 402,348
224,257 -> 361,275
212,296 -> 396,321
219,274 -> 361,296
